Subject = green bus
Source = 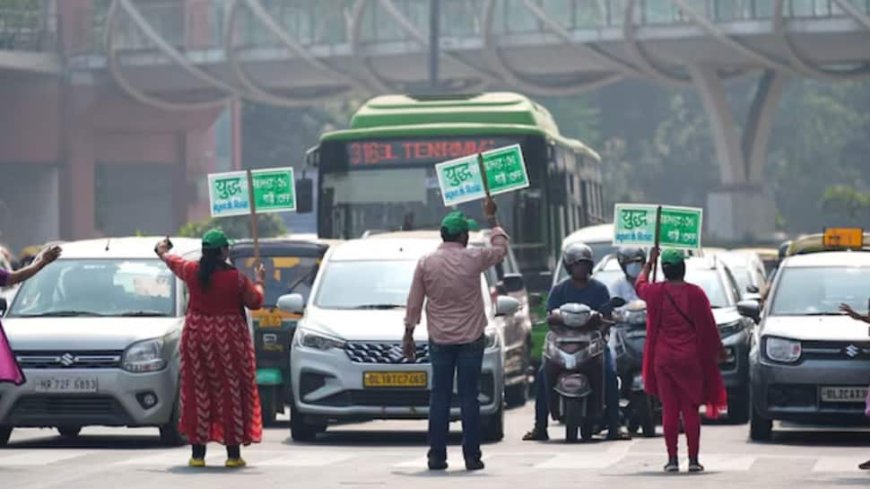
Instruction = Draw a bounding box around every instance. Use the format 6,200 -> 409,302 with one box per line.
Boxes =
305,92 -> 604,288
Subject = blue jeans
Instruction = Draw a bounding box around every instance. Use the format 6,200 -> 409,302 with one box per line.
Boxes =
428,336 -> 485,462
535,348 -> 621,436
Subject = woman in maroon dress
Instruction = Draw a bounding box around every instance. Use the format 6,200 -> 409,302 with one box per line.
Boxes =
156,230 -> 265,468
0,246 -> 62,386
636,248 -> 726,473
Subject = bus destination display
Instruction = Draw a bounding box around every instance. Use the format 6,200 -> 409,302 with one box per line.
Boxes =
348,137 -> 518,166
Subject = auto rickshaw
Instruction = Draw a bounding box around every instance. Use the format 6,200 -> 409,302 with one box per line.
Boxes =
230,238 -> 334,426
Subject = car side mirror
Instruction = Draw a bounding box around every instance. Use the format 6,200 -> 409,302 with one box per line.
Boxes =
495,296 -> 520,317
499,273 -> 525,294
0,297 -> 7,315
746,285 -> 760,294
295,178 -> 314,214
737,300 -> 761,322
277,293 -> 305,314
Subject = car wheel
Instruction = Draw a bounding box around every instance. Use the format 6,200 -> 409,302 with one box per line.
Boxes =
290,403 -> 323,442
159,400 -> 186,447
727,386 -> 751,424
480,405 -> 505,442
0,426 -> 11,446
749,405 -> 773,441
259,386 -> 278,427
57,426 -> 82,438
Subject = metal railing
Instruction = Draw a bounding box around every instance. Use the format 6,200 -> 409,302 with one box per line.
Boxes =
69,0 -> 870,53
0,6 -> 57,51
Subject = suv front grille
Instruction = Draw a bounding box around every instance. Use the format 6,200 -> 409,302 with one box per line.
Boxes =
345,342 -> 430,364
15,351 -> 123,369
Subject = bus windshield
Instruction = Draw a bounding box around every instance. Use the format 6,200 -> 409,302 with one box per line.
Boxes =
321,168 -> 519,237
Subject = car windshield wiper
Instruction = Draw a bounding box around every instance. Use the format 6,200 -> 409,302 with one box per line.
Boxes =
19,310 -> 105,317
118,311 -> 170,317
350,304 -> 405,310
802,312 -> 843,316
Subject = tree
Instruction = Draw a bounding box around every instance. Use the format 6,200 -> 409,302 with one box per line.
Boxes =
821,185 -> 870,224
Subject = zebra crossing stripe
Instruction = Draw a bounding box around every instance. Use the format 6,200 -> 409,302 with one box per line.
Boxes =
0,450 -> 94,466
259,452 -> 358,467
534,442 -> 635,469
811,456 -> 865,472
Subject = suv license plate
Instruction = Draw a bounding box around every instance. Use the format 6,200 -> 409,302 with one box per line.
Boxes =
34,377 -> 98,393
363,372 -> 427,388
820,386 -> 868,403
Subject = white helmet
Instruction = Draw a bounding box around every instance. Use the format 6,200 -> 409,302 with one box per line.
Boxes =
562,242 -> 594,269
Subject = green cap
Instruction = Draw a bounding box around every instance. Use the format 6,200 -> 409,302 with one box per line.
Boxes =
202,228 -> 231,249
440,211 -> 479,235
660,248 -> 684,266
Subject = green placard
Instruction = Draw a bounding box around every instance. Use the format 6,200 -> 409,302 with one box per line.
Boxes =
435,144 -> 529,206
208,167 -> 296,217
613,203 -> 703,250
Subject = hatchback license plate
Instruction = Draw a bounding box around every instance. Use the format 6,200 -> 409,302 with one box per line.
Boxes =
363,372 -> 427,388
820,386 -> 868,403
34,377 -> 98,393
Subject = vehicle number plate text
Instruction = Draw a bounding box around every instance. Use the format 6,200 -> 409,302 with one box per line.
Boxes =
820,386 -> 868,403
363,372 -> 427,388
34,377 -> 98,393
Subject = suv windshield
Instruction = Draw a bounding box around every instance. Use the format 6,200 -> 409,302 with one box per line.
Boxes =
314,260 -> 417,309
771,266 -> 870,316
8,259 -> 176,317
235,255 -> 320,306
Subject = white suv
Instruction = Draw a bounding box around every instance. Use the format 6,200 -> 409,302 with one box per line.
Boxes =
278,237 -> 519,442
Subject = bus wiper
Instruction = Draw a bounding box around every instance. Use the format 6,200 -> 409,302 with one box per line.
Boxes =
351,304 -> 405,310
21,310 -> 105,317
118,311 -> 170,317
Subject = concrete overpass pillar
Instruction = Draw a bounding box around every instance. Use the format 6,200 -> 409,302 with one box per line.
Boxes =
689,66 -> 786,243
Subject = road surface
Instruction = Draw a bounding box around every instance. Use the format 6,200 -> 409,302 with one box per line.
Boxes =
2,404 -> 869,489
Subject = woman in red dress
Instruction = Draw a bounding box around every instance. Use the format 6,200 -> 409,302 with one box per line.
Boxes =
636,248 -> 726,473
156,230 -> 265,468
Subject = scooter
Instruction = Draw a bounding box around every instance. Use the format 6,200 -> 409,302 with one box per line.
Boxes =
612,300 -> 658,438
543,297 -> 625,442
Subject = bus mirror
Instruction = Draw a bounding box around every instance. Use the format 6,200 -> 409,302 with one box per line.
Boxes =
295,178 -> 314,214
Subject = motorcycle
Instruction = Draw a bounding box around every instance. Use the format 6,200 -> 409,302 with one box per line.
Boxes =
543,297 -> 625,442
612,300 -> 658,438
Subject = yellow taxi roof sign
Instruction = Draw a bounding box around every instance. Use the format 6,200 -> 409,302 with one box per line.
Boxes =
823,228 -> 864,250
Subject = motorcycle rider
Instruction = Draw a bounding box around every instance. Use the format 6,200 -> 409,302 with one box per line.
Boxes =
523,242 -> 630,441
608,247 -> 647,303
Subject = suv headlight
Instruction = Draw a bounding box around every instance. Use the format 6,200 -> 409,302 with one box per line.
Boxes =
122,338 -> 167,373
296,329 -> 345,351
765,337 -> 801,363
718,320 -> 744,338
485,329 -> 500,350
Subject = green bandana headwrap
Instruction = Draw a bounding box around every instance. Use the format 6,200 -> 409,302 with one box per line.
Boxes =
440,211 -> 479,235
202,228 -> 231,249
660,248 -> 685,266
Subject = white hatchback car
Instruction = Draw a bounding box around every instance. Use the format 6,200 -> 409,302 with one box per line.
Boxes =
278,237 -> 519,442
0,237 -> 203,446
